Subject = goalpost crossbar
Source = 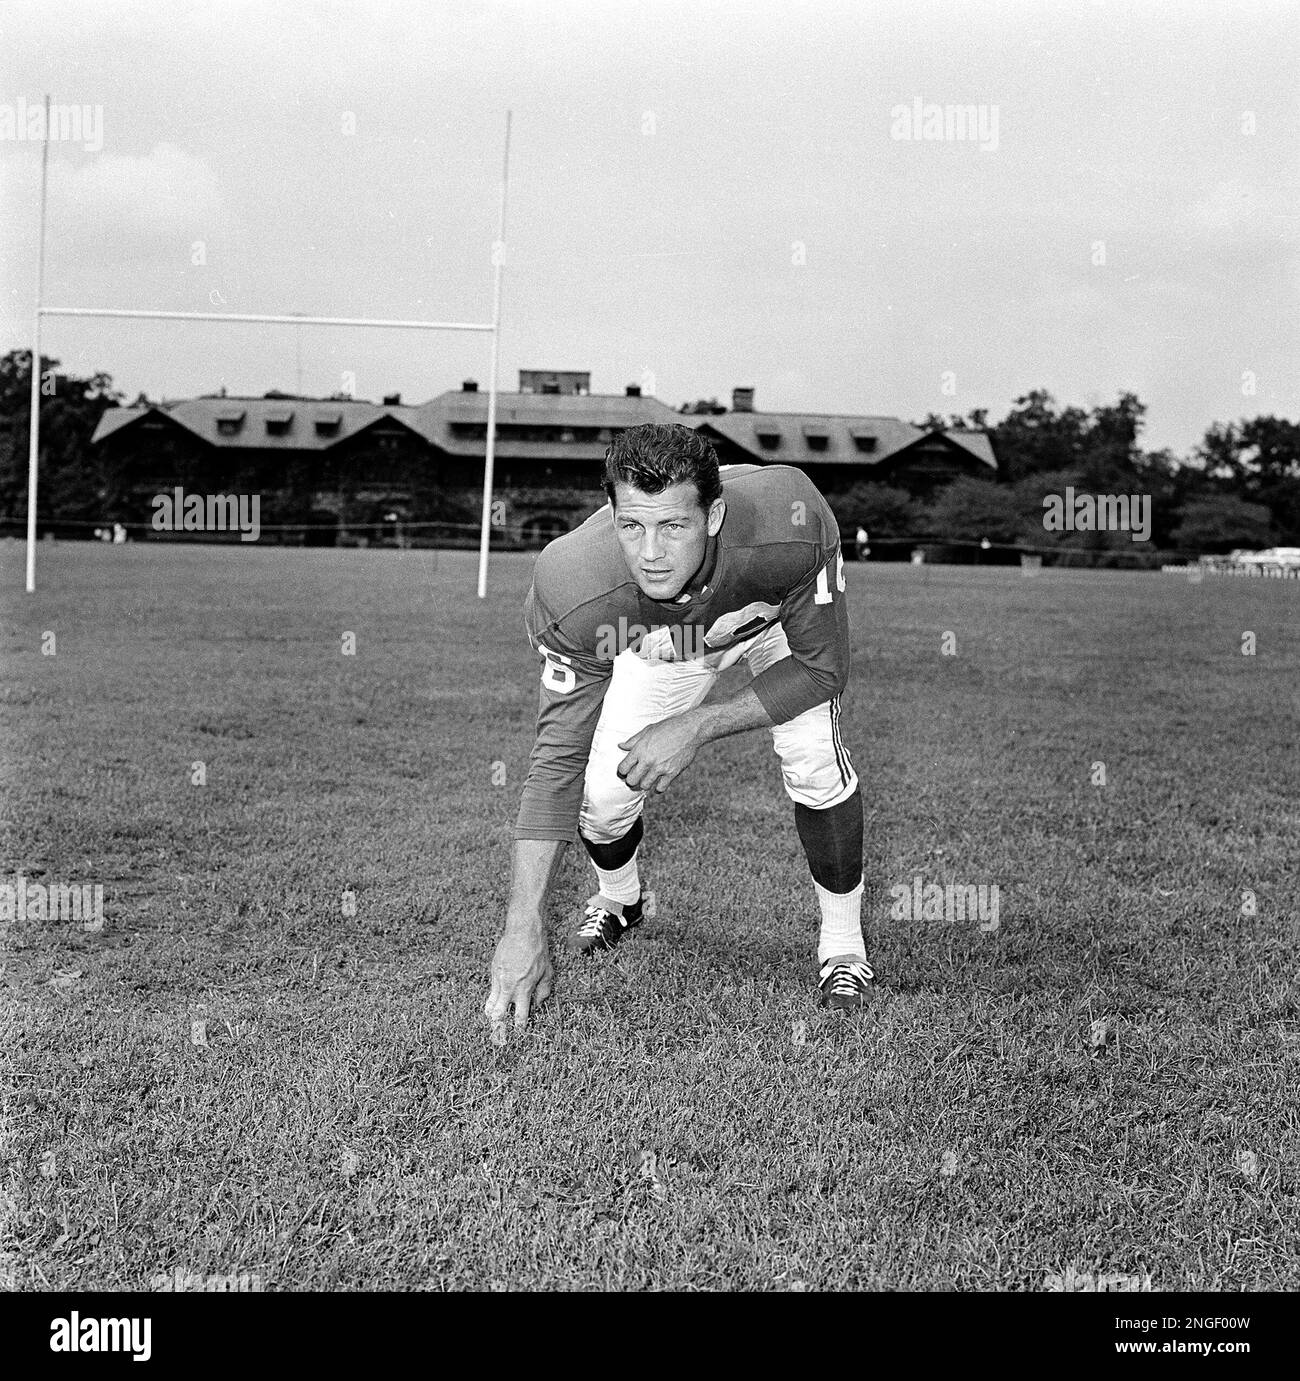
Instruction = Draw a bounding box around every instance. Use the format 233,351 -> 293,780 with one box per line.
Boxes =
39,307 -> 494,331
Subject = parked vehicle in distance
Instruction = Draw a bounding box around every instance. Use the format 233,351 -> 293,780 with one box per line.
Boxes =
1234,546 -> 1300,569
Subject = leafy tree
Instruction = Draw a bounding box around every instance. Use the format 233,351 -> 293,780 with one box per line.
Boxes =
987,390 -> 1092,482
1128,447 -> 1213,548
1169,495 -> 1275,554
914,409 -> 990,433
0,350 -> 122,524
826,482 -> 923,537
925,475 -> 1029,543
1078,391 -> 1146,489
915,412 -> 949,432
1193,416 -> 1300,542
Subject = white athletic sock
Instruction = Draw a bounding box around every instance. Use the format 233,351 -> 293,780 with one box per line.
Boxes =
815,879 -> 866,965
593,853 -> 641,908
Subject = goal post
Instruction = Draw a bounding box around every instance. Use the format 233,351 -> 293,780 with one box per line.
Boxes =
24,96 -> 52,596
23,102 -> 511,598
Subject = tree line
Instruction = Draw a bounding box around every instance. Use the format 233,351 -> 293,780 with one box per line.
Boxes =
851,392 -> 1298,555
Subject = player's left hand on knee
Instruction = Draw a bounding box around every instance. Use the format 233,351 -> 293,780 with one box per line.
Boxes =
617,715 -> 702,794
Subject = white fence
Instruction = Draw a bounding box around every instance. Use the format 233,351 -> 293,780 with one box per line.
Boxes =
1162,562 -> 1300,579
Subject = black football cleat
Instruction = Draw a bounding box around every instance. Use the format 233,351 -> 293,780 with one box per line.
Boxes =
817,955 -> 876,1009
570,893 -> 645,954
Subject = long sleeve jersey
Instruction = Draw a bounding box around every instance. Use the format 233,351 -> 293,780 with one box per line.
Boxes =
516,463 -> 851,841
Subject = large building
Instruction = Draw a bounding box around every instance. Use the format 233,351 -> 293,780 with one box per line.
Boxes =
411,379 -> 683,545
90,371 -> 996,545
91,392 -> 435,544
696,387 -> 995,498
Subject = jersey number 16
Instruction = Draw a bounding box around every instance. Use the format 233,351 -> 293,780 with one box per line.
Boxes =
814,552 -> 846,605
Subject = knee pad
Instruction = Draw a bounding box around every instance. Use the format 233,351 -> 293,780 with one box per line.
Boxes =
579,814 -> 644,870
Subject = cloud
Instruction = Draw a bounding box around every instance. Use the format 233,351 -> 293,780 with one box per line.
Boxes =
1183,180 -> 1263,238
49,142 -> 223,246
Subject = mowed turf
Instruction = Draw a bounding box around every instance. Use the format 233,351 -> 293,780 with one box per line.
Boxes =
1,540 -> 1298,1292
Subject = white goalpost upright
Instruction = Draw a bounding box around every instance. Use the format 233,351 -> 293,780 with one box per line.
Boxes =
24,96 -> 52,597
24,100 -> 511,598
477,110 -> 511,602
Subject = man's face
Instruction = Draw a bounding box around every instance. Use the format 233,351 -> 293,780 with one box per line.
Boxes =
613,480 -> 724,600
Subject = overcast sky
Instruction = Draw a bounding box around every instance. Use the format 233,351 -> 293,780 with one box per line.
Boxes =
1,0 -> 1296,456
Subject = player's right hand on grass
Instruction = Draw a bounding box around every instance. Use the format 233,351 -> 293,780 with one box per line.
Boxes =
485,924 -> 553,1036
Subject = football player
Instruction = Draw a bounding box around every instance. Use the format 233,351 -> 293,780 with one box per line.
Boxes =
485,423 -> 873,1032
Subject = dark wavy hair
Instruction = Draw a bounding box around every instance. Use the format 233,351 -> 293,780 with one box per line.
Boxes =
602,423 -> 723,513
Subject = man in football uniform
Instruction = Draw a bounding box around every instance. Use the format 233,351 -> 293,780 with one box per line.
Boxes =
485,423 -> 873,1032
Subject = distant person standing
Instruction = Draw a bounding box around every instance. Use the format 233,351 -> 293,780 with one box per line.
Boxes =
855,526 -> 870,562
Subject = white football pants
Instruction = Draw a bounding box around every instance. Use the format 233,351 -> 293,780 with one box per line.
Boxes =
578,620 -> 858,846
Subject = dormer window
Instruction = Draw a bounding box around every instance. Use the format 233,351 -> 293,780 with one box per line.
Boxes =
215,409 -> 245,436
755,423 -> 782,451
315,411 -> 342,436
803,423 -> 830,452
265,407 -> 293,436
850,427 -> 877,453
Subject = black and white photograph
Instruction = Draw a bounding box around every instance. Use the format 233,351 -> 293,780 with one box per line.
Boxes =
1,0 -> 1297,1341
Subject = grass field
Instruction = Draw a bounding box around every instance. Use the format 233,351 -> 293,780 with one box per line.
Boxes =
2,540 -> 1298,1291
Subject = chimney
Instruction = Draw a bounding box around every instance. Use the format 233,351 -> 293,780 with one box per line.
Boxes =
383,392 -> 402,406
625,384 -> 641,397
732,386 -> 755,412
462,379 -> 479,392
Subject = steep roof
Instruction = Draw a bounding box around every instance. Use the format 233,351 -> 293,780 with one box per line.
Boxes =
698,411 -> 996,471
90,396 -> 422,450
412,389 -> 684,458
939,429 -> 997,468
89,391 -> 997,473
92,406 -> 150,443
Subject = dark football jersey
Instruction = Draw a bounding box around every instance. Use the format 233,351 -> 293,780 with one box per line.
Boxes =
516,463 -> 851,841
